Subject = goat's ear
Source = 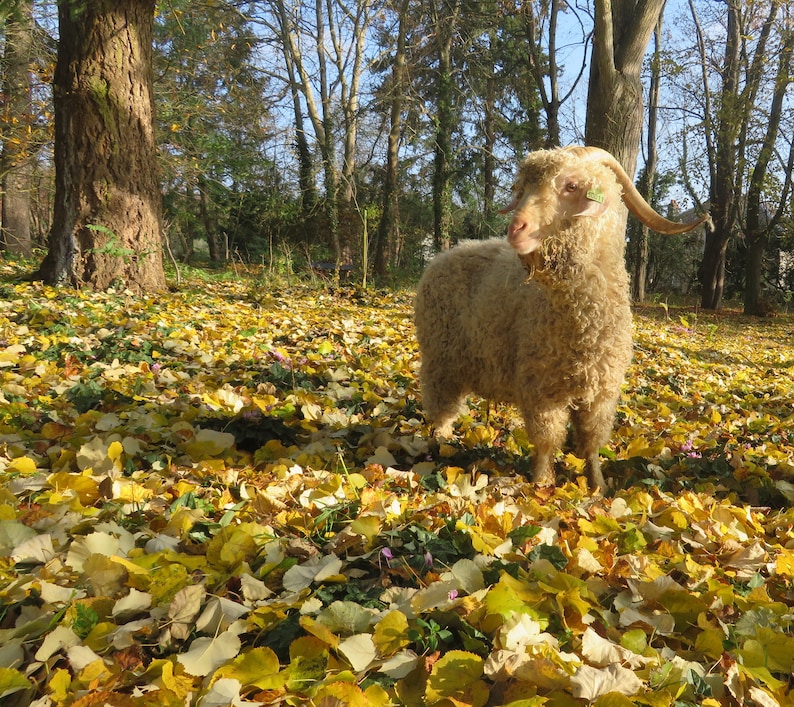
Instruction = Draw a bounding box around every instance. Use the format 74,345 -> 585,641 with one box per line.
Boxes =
573,186 -> 609,218
498,197 -> 519,214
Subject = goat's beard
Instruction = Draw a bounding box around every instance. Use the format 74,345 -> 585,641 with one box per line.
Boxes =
520,234 -> 586,283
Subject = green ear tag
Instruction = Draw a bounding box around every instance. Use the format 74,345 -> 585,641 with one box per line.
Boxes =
586,187 -> 605,203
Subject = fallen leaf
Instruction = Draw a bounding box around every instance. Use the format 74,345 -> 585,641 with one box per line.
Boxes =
570,663 -> 644,700
177,630 -> 242,677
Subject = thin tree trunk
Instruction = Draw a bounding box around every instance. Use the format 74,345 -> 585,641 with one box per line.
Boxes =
483,30 -> 497,225
277,8 -> 316,215
198,178 -> 223,263
330,0 -> 369,207
315,0 -> 342,263
36,0 -> 166,293
743,21 -> 793,315
1,0 -> 35,256
432,0 -> 460,252
633,15 -> 663,302
700,0 -> 741,311
374,0 -> 409,276
524,0 -> 572,147
272,0 -> 340,261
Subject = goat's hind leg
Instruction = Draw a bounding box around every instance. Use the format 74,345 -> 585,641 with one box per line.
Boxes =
571,395 -> 619,490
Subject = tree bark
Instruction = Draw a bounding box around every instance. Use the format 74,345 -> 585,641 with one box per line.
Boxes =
633,15 -> 663,302
743,21 -> 793,315
524,0 -> 575,148
36,0 -> 166,293
1,0 -> 35,257
431,0 -> 460,251
276,4 -> 317,216
699,0 -> 741,310
483,32 -> 497,225
198,178 -> 223,264
585,0 -> 667,176
374,0 -> 409,276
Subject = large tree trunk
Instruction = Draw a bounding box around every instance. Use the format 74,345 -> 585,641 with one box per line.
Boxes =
585,0 -> 667,176
1,0 -> 34,257
36,0 -> 166,293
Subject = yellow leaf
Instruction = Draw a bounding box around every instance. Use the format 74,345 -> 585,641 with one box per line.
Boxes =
694,627 -> 725,660
108,554 -> 150,576
156,659 -> 197,698
0,343 -> 26,367
48,471 -> 100,506
439,443 -> 457,457
47,667 -> 71,701
107,440 -> 123,463
592,693 -> 636,707
373,610 -> 410,655
462,424 -> 497,447
655,508 -> 689,531
299,615 -> 340,648
775,547 -> 794,576
7,456 -> 37,475
206,526 -> 257,569
112,479 -> 154,504
350,515 -> 381,545
468,526 -> 506,554
363,683 -> 392,707
0,667 -> 31,699
184,428 -> 236,459
338,633 -> 377,672
740,627 -> 794,674
625,436 -> 651,458
211,647 -> 283,690
313,681 -> 369,707
425,650 -> 486,704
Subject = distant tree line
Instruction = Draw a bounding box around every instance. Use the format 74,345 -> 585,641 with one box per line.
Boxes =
1,0 -> 792,314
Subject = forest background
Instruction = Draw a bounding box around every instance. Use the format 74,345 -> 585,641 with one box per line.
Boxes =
3,2 -> 794,705
1,0 -> 793,314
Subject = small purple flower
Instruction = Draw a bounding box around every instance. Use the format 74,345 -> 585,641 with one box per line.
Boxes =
680,439 -> 702,459
151,363 -> 161,373
448,589 -> 459,601
381,547 -> 394,562
424,551 -> 434,568
268,350 -> 291,368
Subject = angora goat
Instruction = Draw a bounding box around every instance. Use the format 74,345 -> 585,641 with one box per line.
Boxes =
414,145 -> 709,489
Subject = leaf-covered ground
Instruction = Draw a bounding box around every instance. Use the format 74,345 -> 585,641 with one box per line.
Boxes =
2,262 -> 794,707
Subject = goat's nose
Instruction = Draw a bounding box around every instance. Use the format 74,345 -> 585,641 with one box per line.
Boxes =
508,217 -> 527,238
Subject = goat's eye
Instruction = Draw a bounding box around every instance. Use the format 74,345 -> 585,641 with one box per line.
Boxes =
565,182 -> 578,193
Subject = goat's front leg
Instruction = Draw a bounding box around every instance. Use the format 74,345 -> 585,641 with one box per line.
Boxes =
420,364 -> 465,438
523,405 -> 569,486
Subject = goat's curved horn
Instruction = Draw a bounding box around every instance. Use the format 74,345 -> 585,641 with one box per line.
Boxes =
570,146 -> 711,235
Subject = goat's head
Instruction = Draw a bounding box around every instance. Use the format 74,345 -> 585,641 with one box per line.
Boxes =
501,146 -> 710,271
